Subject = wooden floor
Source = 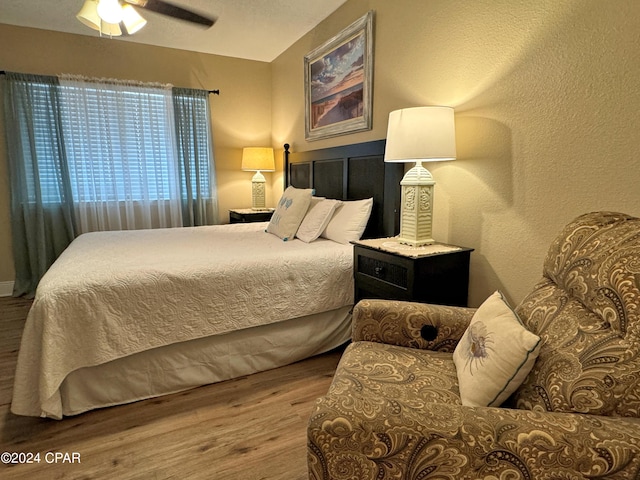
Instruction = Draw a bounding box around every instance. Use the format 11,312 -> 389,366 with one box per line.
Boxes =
0,296 -> 343,480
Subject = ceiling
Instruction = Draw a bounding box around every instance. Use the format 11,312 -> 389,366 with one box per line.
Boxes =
0,0 -> 349,62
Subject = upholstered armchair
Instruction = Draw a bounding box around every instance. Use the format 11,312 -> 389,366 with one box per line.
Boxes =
308,212 -> 640,479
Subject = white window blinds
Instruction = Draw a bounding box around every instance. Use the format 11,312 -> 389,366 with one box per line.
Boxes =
58,80 -> 181,203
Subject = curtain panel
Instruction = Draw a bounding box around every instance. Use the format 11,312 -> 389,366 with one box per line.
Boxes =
2,73 -> 218,296
173,87 -> 218,226
3,73 -> 77,297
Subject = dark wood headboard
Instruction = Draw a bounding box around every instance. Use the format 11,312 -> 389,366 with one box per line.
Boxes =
284,140 -> 403,239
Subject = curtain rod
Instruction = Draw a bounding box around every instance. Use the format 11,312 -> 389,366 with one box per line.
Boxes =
0,71 -> 220,95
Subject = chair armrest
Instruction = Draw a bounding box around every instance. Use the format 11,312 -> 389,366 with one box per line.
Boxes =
308,393 -> 640,480
352,299 -> 476,352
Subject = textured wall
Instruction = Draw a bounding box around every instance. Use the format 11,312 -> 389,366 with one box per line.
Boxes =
3,1 -> 640,304
272,0 -> 640,306
0,23 -> 272,285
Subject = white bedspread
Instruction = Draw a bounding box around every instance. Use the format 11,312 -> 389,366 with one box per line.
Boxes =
12,222 -> 353,418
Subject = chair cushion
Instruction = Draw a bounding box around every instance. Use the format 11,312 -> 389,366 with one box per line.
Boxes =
330,341 -> 461,409
453,291 -> 541,407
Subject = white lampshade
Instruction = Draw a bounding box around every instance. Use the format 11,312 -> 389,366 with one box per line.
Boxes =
100,21 -> 122,36
121,4 -> 147,34
384,106 -> 456,163
77,0 -> 102,30
241,147 -> 276,172
384,106 -> 456,246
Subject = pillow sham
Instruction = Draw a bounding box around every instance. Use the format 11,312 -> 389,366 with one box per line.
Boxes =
321,198 -> 373,244
309,196 -> 326,207
453,290 -> 542,407
297,199 -> 343,243
266,186 -> 313,241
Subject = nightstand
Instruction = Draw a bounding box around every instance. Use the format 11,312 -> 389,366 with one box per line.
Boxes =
229,208 -> 274,224
353,238 -> 474,306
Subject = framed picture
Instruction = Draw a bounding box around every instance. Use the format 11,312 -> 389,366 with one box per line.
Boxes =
304,11 -> 374,141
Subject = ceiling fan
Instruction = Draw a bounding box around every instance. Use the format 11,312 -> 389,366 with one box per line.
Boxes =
77,0 -> 216,37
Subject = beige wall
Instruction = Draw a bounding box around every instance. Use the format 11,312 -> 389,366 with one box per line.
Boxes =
271,0 -> 640,307
0,23 -> 272,285
4,1 -> 640,305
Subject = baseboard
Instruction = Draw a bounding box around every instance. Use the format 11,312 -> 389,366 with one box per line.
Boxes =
0,281 -> 15,297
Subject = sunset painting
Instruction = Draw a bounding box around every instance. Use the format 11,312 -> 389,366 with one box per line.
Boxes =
309,32 -> 365,129
304,12 -> 373,141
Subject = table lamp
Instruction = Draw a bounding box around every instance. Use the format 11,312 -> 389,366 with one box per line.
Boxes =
241,147 -> 275,210
384,106 -> 456,246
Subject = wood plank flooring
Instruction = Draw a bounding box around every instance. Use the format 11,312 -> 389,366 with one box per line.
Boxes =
0,296 -> 343,480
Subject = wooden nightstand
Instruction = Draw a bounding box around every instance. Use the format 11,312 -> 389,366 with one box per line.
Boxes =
353,238 -> 474,306
229,208 -> 274,224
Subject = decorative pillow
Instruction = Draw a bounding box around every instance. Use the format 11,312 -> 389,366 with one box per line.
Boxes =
296,199 -> 343,243
266,186 -> 313,241
453,291 -> 542,407
321,198 -> 373,244
309,196 -> 326,207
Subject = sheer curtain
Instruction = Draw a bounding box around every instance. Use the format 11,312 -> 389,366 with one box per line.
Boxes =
3,73 -> 77,296
58,75 -> 184,233
173,87 -> 218,226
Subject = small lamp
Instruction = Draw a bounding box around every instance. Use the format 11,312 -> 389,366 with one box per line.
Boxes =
384,106 -> 456,246
241,147 -> 276,210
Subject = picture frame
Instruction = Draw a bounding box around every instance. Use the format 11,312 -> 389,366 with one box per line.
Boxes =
304,11 -> 374,141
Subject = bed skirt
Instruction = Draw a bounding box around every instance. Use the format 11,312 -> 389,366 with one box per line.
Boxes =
52,306 -> 351,417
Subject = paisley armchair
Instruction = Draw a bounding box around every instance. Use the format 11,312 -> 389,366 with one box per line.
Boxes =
308,212 -> 640,479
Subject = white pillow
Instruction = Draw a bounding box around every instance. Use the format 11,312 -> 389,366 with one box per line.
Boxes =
453,291 -> 542,407
296,199 -> 343,243
309,196 -> 326,207
266,186 -> 313,241
321,198 -> 373,244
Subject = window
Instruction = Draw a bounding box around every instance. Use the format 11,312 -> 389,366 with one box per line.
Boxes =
7,73 -> 217,232
15,79 -> 213,207
58,81 -> 208,204
4,72 -> 218,294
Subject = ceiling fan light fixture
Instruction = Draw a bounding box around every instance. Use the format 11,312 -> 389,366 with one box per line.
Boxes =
121,4 -> 147,34
97,0 -> 124,24
76,0 -> 213,37
77,0 -> 146,37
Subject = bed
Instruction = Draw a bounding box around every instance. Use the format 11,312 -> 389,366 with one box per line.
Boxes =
11,140 -> 403,419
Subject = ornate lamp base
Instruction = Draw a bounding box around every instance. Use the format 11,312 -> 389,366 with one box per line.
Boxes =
251,171 -> 266,210
397,162 -> 435,246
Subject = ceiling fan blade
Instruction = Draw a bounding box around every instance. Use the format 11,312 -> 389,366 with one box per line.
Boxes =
123,0 -> 216,27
